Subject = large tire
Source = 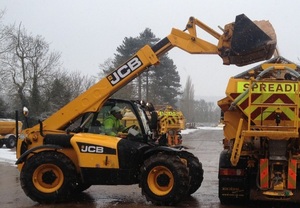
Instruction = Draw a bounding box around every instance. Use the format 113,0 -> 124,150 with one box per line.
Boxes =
20,151 -> 77,203
0,140 -> 4,148
179,151 -> 204,195
74,178 -> 91,193
218,150 -> 250,205
6,135 -> 16,148
139,153 -> 189,206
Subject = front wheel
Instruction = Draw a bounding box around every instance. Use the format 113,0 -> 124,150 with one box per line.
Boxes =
20,151 -> 77,203
139,153 -> 189,206
74,177 -> 91,193
6,135 -> 16,148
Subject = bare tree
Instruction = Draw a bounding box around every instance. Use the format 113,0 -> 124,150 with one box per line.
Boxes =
68,70 -> 96,98
0,10 -> 12,56
0,12 -> 97,121
1,24 -> 61,119
180,76 -> 195,122
41,69 -> 96,118
0,10 -> 15,93
98,57 -> 113,78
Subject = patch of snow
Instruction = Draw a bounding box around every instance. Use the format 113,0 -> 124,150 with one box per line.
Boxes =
181,126 -> 222,134
0,148 -> 17,166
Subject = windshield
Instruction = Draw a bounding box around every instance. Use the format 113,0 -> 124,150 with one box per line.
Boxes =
136,104 -> 150,134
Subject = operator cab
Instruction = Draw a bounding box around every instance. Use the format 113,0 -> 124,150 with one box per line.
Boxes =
66,98 -> 153,142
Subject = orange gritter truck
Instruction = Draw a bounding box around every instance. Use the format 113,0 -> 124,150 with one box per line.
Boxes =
218,56 -> 300,204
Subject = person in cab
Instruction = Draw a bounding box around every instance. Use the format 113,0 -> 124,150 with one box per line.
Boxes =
102,106 -> 125,136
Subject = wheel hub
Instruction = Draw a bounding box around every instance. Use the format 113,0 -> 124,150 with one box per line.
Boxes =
157,173 -> 170,187
42,170 -> 57,184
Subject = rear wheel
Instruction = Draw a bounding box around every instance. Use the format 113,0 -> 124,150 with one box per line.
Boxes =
20,151 -> 77,203
6,135 -> 16,148
179,151 -> 204,195
0,140 -> 4,148
140,153 -> 189,205
218,150 -> 250,205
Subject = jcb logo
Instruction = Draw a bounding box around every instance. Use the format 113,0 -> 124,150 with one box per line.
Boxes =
77,142 -> 116,155
107,56 -> 143,85
80,145 -> 104,154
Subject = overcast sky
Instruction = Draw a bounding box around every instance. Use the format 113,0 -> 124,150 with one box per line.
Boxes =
1,0 -> 300,101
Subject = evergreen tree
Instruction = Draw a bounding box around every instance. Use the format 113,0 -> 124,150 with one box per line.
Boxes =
149,57 -> 181,106
101,28 -> 181,105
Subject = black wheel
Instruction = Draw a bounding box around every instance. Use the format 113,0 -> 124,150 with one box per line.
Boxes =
218,150 -> 250,204
0,140 -> 4,148
20,151 -> 77,203
179,151 -> 204,195
6,135 -> 16,148
139,153 -> 189,206
74,177 -> 91,193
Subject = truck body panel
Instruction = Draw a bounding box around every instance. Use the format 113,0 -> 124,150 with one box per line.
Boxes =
0,119 -> 22,148
218,56 -> 300,204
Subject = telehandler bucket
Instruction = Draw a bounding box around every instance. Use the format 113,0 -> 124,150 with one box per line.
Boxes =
222,14 -> 277,66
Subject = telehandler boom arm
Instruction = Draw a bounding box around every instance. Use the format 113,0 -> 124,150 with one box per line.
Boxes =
23,14 -> 276,133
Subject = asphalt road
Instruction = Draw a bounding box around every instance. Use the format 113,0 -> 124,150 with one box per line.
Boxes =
0,128 -> 297,208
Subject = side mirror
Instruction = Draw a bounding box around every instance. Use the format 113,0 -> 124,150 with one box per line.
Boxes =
23,106 -> 29,128
23,106 -> 29,117
146,102 -> 155,112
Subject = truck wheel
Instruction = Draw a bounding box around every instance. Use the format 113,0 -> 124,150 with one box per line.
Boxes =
140,153 -> 189,205
5,135 -> 16,148
218,150 -> 250,204
179,151 -> 204,195
20,151 -> 77,203
0,140 -> 4,148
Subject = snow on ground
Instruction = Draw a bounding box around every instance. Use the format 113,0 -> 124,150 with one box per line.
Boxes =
181,126 -> 223,134
0,126 -> 223,166
0,148 -> 17,166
